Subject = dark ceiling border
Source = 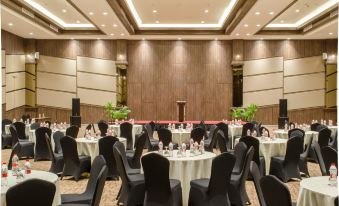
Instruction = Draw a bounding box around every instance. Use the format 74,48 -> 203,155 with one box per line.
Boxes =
106,0 -> 136,34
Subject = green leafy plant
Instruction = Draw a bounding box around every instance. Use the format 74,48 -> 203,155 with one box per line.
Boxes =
231,104 -> 258,121
231,108 -> 245,119
104,102 -> 131,120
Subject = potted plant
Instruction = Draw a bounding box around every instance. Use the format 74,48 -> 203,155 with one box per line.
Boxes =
231,104 -> 258,121
104,102 -> 131,121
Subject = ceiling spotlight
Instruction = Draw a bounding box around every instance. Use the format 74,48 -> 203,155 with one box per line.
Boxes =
256,24 -> 261,27
287,38 -> 291,40
142,38 -> 146,40
120,33 -> 125,36
214,38 -> 218,40
89,12 -> 94,15
246,33 -> 250,36
62,9 -> 67,13
152,10 -> 157,13
255,12 -> 260,15
110,33 -> 114,36
76,20 -> 80,23
295,9 -> 300,13
204,9 -> 209,13
329,32 -> 333,35
155,20 -> 159,23
280,20 -> 284,23
235,33 -> 240,36
260,38 -> 264,40
8,23 -> 13,26
97,38 -> 100,40
29,32 -> 34,35
178,37 -> 182,40
269,11 -> 274,15
101,24 -> 106,27
102,12 -> 108,15
244,24 -> 248,27
201,21 -> 205,23
113,24 -> 118,27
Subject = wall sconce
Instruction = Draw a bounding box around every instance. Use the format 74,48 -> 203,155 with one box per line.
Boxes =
26,52 -> 39,63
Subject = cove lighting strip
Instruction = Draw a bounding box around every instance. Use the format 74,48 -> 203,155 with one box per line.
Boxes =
266,0 -> 339,28
24,0 -> 94,28
124,0 -> 238,28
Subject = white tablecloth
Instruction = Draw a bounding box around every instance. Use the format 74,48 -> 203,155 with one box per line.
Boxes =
1,170 -> 60,206
5,124 -> 30,135
76,137 -> 127,162
235,137 -> 287,175
274,130 -> 318,144
297,176 -> 337,206
109,124 -> 143,147
229,125 -> 243,148
327,126 -> 337,138
142,150 -> 216,206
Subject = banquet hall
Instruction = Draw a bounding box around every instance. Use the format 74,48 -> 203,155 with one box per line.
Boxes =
0,0 -> 338,205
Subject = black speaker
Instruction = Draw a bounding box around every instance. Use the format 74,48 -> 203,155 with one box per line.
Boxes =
278,117 -> 289,129
72,98 -> 80,116
279,99 -> 287,117
70,116 -> 81,127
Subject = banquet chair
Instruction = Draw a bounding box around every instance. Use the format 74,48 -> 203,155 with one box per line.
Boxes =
66,125 -> 79,138
61,156 -> 107,205
249,161 -> 266,206
316,124 -> 328,132
13,121 -> 28,140
149,121 -> 156,131
216,122 -> 230,148
289,122 -> 295,129
84,124 -> 93,137
45,133 -> 64,175
204,126 -> 219,152
126,132 -> 147,169
269,136 -> 303,182
6,178 -> 56,206
34,127 -> 52,161
97,120 -> 108,136
288,128 -> 305,144
7,143 -> 21,170
2,119 -> 12,149
21,114 -> 29,123
45,121 -> 52,128
318,128 -> 332,148
188,152 -> 235,206
259,126 -> 270,137
60,136 -> 91,181
321,146 -> 338,175
53,131 -> 64,154
241,122 -> 254,137
144,124 -> 159,151
310,123 -> 321,131
30,122 -> 40,130
9,125 -> 34,159
313,142 -> 327,176
98,136 -> 120,179
329,130 -> 337,150
158,128 -> 173,147
232,142 -> 248,175
113,142 -> 145,206
229,146 -> 254,206
216,131 -> 228,153
190,127 -> 205,143
299,136 -> 313,177
335,197 -> 338,206
120,122 -> 134,150
260,175 -> 294,206
142,153 -> 182,206
240,136 -> 266,176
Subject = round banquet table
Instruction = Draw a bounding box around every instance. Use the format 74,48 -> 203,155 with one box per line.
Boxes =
5,124 -> 30,135
273,130 -> 318,144
108,124 -> 143,148
228,125 -> 243,148
76,137 -> 127,162
235,137 -> 287,175
297,176 -> 337,206
28,128 -> 66,150
1,170 -> 61,206
327,126 -> 338,138
142,150 -> 216,206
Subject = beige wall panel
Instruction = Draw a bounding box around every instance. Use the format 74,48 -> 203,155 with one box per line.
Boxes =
6,72 -> 25,91
284,56 -> 324,76
243,72 -> 283,92
243,88 -> 283,107
284,73 -> 325,93
77,72 -> 116,92
25,90 -> 35,107
26,64 -> 36,75
2,69 -> 6,86
37,88 -> 75,109
37,72 -> 76,92
38,55 -> 76,75
2,50 -> 5,68
6,55 -> 25,73
2,86 -> 6,104
77,88 -> 116,106
327,74 -> 337,92
25,74 -> 36,91
243,57 -> 283,76
77,56 -> 116,75
6,90 -> 26,111
326,64 -> 337,75
326,90 -> 336,108
285,90 -> 324,110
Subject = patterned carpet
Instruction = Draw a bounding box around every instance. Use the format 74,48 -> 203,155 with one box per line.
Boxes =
1,148 -> 322,206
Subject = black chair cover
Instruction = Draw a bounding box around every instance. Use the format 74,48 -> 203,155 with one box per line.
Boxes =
34,127 -> 52,161
120,122 -> 133,150
98,136 -> 120,179
260,175 -> 293,206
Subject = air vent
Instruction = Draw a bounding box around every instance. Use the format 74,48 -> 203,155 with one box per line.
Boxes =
21,8 -> 35,18
303,24 -> 313,32
49,24 -> 59,32
330,10 -> 338,18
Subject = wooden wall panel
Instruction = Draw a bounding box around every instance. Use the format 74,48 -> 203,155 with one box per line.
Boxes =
1,30 -> 25,54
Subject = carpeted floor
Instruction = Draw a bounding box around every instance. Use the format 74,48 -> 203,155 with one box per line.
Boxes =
1,148 -> 322,206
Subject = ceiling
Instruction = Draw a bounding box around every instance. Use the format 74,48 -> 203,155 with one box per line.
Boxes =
1,0 -> 338,40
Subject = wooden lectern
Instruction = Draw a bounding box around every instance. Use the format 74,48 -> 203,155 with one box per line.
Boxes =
176,101 -> 186,122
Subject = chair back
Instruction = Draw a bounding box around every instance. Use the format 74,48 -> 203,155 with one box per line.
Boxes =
85,156 -> 107,196
207,125 -> 218,140
190,127 -> 205,143
250,162 -> 266,206
60,136 -> 80,166
313,142 -> 327,176
316,124 -> 328,132
53,131 -> 64,154
9,125 -> 19,147
149,121 -> 156,131
259,126 -> 270,137
131,132 -> 147,168
144,123 -> 154,138
98,136 -> 119,177
120,122 -> 133,150
208,152 -> 235,198
13,122 -> 26,140
113,142 -> 131,188
216,122 -> 229,143
241,122 -> 254,137
30,122 -> 40,130
206,126 -> 220,152
84,124 -> 92,137
288,128 -> 305,143
45,133 -> 57,163
2,119 -> 12,133
90,165 -> 108,206
113,141 -> 133,172
284,136 -> 303,165
142,153 -> 172,204
35,127 -> 52,160
321,146 -> 338,175
260,175 -> 293,206
240,136 -> 260,168
310,123 -> 321,131
233,142 -> 248,174
98,121 -> 108,137
318,128 -> 332,148
157,128 -> 173,147
8,143 -> 21,170
66,125 -> 79,138
6,179 -> 56,206
216,131 -> 227,153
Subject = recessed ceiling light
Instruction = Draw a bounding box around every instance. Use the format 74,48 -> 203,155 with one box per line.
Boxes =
110,33 -> 114,36
101,24 -> 105,27
287,38 -> 291,40
155,20 -> 159,23
214,38 -> 218,40
204,9 -> 209,13
269,11 -> 274,15
244,24 -> 248,27
97,38 -> 100,40
29,32 -> 34,35
260,38 -> 264,40
8,23 -> 13,26
152,10 -> 157,13
201,21 -> 205,24
89,12 -> 94,15
102,12 -> 108,15
62,9 -> 67,13
255,12 -> 260,15
295,9 -> 300,13
280,20 -> 284,23
113,24 -> 118,27
256,24 -> 261,27
71,37 -> 74,40
120,33 -> 125,36
178,37 -> 182,40
76,20 -> 80,23
329,32 -> 333,35
142,38 -> 146,40
246,33 -> 250,36
235,33 -> 240,36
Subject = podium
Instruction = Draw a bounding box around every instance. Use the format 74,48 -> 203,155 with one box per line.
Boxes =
176,101 -> 186,122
